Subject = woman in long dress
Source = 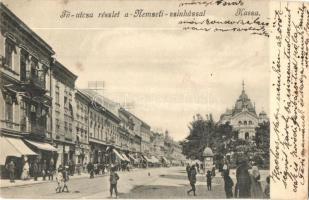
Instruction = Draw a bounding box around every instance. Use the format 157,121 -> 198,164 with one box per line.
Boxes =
250,166 -> 264,198
21,160 -> 30,180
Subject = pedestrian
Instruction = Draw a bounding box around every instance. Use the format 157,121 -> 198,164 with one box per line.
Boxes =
21,159 -> 30,180
206,170 -> 212,191
110,167 -> 119,198
235,159 -> 251,198
186,163 -> 190,179
62,166 -> 70,192
187,165 -> 197,196
33,159 -> 39,181
211,166 -> 216,177
250,166 -> 263,198
264,176 -> 270,198
42,160 -> 47,180
88,162 -> 94,178
196,162 -> 200,173
55,167 -> 64,193
223,172 -> 234,198
48,161 -> 55,181
7,160 -> 15,183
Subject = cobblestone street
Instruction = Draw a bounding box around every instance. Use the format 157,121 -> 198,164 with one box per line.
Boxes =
0,167 -> 269,199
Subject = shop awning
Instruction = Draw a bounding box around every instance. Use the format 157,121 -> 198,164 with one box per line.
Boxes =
0,137 -> 37,165
150,155 -> 160,163
127,154 -> 137,162
120,153 -> 130,162
25,140 -> 57,151
161,156 -> 169,163
142,155 -> 152,163
113,149 -> 125,161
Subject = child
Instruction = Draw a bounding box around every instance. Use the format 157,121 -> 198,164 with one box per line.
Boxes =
55,168 -> 64,193
110,167 -> 120,198
206,170 -> 212,191
264,176 -> 270,198
62,166 -> 69,192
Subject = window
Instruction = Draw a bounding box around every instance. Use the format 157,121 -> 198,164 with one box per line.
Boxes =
249,120 -> 253,125
20,50 -> 27,81
244,121 -> 247,125
55,92 -> 60,104
5,40 -> 14,68
5,96 -> 13,121
30,58 -> 38,77
238,121 -> 242,125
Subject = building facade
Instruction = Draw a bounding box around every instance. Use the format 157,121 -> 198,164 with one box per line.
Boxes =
218,81 -> 269,140
74,90 -> 91,165
51,60 -> 77,168
0,3 -> 57,175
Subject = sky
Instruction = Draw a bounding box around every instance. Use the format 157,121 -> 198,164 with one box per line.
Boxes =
3,0 -> 270,141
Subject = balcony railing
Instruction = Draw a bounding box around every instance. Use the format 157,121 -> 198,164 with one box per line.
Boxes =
30,124 -> 47,135
21,71 -> 46,89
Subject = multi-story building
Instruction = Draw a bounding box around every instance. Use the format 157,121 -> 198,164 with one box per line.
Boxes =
141,122 -> 151,155
51,60 -> 77,167
74,90 -> 91,165
81,89 -> 122,165
0,2 -> 57,171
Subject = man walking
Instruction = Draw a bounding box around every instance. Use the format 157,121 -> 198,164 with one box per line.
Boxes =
42,160 -> 47,180
235,159 -> 251,198
185,163 -> 190,181
33,159 -> 39,181
110,167 -> 119,198
7,161 -> 15,183
187,165 -> 197,196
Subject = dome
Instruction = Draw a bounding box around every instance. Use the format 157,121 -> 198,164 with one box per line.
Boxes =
203,147 -> 214,157
259,110 -> 267,116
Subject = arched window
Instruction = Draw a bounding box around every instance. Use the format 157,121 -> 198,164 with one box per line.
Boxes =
244,121 -> 247,125
249,120 -> 252,125
238,121 -> 242,125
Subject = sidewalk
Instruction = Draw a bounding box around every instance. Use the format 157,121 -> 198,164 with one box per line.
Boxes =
0,167 -> 144,189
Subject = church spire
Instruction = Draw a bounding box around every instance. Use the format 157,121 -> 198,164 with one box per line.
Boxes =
242,80 -> 245,91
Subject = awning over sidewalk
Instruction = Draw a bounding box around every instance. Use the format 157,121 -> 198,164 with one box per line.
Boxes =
0,137 -> 37,165
142,155 -> 152,163
113,149 -> 125,161
120,153 -> 130,162
150,155 -> 160,163
25,140 -> 57,151
127,154 -> 137,163
161,156 -> 169,163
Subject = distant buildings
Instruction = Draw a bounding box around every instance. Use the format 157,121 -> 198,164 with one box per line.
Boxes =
0,3 -> 185,178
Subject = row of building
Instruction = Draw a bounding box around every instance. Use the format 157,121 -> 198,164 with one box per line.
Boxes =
0,3 -> 185,176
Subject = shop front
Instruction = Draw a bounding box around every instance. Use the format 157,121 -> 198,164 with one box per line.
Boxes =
0,136 -> 38,179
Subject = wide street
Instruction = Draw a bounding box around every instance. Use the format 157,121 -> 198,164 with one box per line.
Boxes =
0,167 -> 268,199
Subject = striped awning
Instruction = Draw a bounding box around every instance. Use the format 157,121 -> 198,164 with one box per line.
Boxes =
113,149 -> 125,161
0,137 -> 37,165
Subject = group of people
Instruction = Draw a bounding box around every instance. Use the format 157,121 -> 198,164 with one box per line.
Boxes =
55,165 -> 70,193
185,161 -> 270,199
5,158 -> 56,182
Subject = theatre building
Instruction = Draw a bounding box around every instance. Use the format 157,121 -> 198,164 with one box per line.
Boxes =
0,3 -> 57,179
51,60 -> 77,168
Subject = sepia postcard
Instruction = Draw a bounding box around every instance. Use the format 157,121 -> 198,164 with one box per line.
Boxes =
0,0 -> 308,199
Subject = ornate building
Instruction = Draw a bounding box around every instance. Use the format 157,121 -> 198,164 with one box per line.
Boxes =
218,81 -> 268,140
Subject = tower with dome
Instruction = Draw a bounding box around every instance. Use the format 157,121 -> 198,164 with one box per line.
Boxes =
218,81 -> 269,140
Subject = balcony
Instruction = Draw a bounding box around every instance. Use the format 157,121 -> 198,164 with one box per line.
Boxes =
21,71 -> 46,90
1,120 -> 20,132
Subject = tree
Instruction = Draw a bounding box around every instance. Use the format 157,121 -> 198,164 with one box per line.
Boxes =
180,114 -> 215,160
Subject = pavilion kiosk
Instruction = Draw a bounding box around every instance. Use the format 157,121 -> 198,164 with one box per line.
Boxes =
202,147 -> 214,174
